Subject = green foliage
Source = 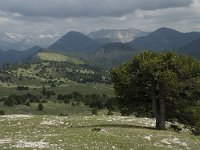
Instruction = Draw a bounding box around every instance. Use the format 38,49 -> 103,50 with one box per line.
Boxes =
107,110 -> 113,116
120,107 -> 132,116
91,108 -> 98,115
105,97 -> 117,111
71,102 -> 76,106
4,94 -> 40,106
41,85 -> 46,95
25,101 -> 31,107
17,86 -> 29,91
112,51 -> 200,132
38,103 -> 44,111
4,95 -> 15,107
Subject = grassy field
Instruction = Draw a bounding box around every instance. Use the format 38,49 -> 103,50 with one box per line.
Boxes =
0,114 -> 200,150
0,102 -> 91,116
38,52 -> 85,65
0,82 -> 114,99
1,52 -> 199,149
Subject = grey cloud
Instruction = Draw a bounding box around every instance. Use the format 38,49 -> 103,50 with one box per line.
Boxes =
0,0 -> 193,18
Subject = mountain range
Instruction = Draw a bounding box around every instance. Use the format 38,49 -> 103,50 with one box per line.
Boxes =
0,30 -> 61,51
130,27 -> 200,51
87,28 -> 148,44
0,28 -> 148,51
1,27 -> 200,68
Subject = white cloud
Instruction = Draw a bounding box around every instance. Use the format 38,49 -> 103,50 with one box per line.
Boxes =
0,0 -> 192,18
0,0 -> 199,33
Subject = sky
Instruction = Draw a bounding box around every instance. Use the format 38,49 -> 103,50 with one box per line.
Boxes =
0,0 -> 200,34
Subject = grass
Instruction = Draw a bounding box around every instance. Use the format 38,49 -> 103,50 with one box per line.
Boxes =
38,52 -> 85,65
0,98 -> 199,149
0,114 -> 199,149
0,81 -> 114,99
0,101 -> 93,116
52,82 -> 114,97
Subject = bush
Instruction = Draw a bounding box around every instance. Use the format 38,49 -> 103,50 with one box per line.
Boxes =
41,99 -> 48,103
38,103 -> 44,111
4,96 -> 15,107
105,98 -> 117,111
107,110 -> 113,116
120,107 -> 131,116
25,101 -> 30,107
17,86 -> 29,91
71,102 -> 76,106
0,110 -> 5,115
92,108 -> 98,115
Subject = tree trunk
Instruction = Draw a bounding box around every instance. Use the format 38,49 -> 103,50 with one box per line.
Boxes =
151,94 -> 160,129
158,98 -> 166,130
151,94 -> 166,130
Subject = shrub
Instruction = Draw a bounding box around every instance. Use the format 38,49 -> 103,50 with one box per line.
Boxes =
17,86 -> 29,91
4,96 -> 15,107
38,103 -> 44,111
71,102 -> 76,106
120,107 -> 131,116
92,108 -> 98,115
25,101 -> 30,107
107,110 -> 113,116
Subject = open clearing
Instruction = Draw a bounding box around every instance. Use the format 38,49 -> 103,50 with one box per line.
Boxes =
0,115 -> 200,150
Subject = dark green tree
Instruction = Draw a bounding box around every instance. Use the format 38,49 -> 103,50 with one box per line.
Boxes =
41,85 -> 46,95
112,51 -> 200,133
4,95 -> 15,107
38,103 -> 44,111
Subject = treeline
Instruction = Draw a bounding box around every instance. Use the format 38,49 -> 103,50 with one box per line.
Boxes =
57,92 -> 117,111
17,86 -> 29,91
0,93 -> 41,107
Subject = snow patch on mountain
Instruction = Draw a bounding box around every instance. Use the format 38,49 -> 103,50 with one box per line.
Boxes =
88,28 -> 149,44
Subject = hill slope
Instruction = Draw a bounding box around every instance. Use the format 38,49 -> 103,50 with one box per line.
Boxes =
178,39 -> 200,58
0,46 -> 42,66
49,31 -> 100,51
130,27 -> 200,51
65,42 -> 139,68
38,52 -> 85,65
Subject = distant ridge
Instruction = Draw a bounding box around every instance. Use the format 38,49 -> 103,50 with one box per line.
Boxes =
0,46 -> 42,66
49,31 -> 100,51
178,38 -> 200,58
130,27 -> 200,51
88,28 -> 148,44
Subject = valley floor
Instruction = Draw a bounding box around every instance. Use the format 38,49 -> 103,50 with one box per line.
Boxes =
0,115 -> 200,150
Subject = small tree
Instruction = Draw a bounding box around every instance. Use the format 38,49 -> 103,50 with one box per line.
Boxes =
38,103 -> 44,111
41,85 -> 46,95
4,95 -> 15,107
112,51 -> 200,132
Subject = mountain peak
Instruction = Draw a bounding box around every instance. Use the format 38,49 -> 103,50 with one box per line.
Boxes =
155,27 -> 180,34
49,31 -> 100,51
66,31 -> 83,35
